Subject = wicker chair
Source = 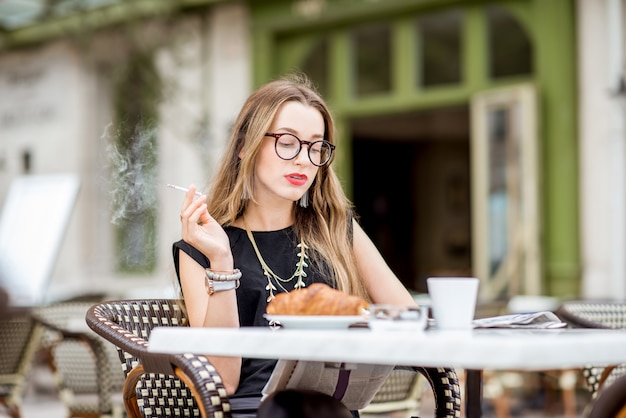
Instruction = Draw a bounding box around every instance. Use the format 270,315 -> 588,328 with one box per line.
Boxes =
85,299 -> 231,418
585,373 -> 626,418
556,301 -> 626,396
86,299 -> 462,418
359,368 -> 424,418
31,301 -> 125,418
0,309 -> 43,418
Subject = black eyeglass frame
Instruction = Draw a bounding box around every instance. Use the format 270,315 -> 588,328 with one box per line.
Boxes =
265,132 -> 336,167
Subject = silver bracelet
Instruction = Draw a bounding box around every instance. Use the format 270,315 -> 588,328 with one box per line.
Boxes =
205,268 -> 242,282
206,278 -> 240,295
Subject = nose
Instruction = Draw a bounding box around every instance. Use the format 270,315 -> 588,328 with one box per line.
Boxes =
293,144 -> 310,164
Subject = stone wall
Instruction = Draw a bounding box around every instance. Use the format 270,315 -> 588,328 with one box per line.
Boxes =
0,2 -> 251,303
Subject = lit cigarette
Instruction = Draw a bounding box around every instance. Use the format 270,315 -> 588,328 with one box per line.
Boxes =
166,184 -> 204,197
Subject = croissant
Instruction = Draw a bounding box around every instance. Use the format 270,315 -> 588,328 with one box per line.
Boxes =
266,283 -> 368,316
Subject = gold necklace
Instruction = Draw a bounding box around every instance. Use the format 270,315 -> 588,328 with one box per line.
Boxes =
243,217 -> 309,302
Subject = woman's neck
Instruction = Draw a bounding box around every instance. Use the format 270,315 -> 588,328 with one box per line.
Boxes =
237,203 -> 295,231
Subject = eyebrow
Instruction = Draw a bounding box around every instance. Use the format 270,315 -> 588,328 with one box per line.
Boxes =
275,127 -> 325,140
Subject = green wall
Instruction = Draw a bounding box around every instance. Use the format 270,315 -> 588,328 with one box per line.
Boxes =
250,0 -> 579,297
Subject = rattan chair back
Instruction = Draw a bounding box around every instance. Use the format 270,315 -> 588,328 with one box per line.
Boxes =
557,301 -> 626,396
359,368 -> 424,418
85,299 -> 231,418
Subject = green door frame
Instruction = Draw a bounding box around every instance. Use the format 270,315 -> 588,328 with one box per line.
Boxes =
249,0 -> 578,297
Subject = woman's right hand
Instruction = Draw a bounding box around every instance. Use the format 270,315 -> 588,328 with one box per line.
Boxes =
179,185 -> 233,270
178,185 -> 241,394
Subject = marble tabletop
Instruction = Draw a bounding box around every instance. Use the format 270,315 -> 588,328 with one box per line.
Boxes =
147,326 -> 626,417
148,326 -> 626,371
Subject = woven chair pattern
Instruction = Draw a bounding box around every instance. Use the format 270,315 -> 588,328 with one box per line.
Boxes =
360,369 -> 423,418
369,369 -> 417,403
0,313 -> 43,418
87,299 -> 461,418
556,301 -> 626,396
398,366 -> 462,418
85,299 -> 231,418
53,340 -> 100,392
33,302 -> 125,417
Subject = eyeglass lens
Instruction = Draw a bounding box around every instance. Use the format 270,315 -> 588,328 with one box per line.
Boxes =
274,133 -> 333,166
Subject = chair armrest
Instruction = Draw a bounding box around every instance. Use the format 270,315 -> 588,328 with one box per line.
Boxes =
123,354 -> 232,418
586,374 -> 626,418
86,303 -> 151,358
86,301 -> 232,418
397,366 -> 461,418
172,353 -> 231,417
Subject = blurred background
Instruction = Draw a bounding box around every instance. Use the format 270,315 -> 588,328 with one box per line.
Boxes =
0,0 -> 622,309
2,1 -> 625,417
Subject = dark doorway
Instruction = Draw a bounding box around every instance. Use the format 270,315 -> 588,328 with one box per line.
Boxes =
353,139 -> 416,285
352,106 -> 472,293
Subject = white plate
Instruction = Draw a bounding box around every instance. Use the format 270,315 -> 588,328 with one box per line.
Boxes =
264,314 -> 364,329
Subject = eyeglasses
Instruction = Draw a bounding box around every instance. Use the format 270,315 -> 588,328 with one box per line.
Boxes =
265,132 -> 336,167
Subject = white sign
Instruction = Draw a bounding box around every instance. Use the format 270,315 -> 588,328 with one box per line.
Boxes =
0,174 -> 79,306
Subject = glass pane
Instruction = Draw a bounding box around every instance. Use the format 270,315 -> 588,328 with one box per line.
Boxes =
472,85 -> 540,297
487,5 -> 533,78
352,23 -> 391,96
487,107 -> 509,276
417,10 -> 463,87
301,37 -> 329,99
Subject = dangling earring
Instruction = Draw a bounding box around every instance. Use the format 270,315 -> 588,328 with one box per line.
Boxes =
241,185 -> 250,201
298,190 -> 309,208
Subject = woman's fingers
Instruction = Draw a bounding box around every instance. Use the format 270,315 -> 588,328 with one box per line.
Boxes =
180,185 -> 205,221
181,184 -> 195,213
198,203 -> 212,225
189,202 -> 208,225
177,190 -> 230,264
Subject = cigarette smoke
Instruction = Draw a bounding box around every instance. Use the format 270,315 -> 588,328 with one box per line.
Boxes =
102,120 -> 158,271
104,122 -> 158,225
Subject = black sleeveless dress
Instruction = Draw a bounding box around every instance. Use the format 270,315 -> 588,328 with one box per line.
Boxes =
172,225 -> 336,410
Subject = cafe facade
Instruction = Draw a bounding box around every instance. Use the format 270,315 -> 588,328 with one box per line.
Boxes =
0,0 -> 621,302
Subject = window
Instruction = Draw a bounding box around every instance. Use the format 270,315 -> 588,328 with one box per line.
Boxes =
301,37 -> 329,99
417,10 -> 463,87
487,5 -> 533,78
352,23 -> 391,96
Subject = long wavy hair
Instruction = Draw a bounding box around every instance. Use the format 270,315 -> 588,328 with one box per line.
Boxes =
206,74 -> 370,301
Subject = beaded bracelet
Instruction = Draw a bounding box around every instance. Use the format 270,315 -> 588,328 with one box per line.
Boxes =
204,269 -> 242,295
205,268 -> 242,282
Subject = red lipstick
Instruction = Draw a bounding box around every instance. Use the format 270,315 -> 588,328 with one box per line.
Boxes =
285,173 -> 308,186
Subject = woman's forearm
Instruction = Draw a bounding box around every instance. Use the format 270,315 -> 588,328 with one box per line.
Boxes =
179,251 -> 242,393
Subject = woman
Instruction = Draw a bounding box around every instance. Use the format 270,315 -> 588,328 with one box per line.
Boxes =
173,74 -> 416,416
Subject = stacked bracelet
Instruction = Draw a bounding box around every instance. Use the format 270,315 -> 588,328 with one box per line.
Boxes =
205,268 -> 242,295
205,268 -> 242,282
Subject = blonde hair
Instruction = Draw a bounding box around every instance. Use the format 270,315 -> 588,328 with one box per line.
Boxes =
206,74 -> 369,300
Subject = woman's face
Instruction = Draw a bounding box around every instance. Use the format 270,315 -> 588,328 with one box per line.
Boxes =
252,101 -> 325,206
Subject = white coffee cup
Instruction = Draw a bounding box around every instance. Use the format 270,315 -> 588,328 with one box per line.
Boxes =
427,277 -> 479,330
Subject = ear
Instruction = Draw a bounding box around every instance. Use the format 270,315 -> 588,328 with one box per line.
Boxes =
237,132 -> 246,159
